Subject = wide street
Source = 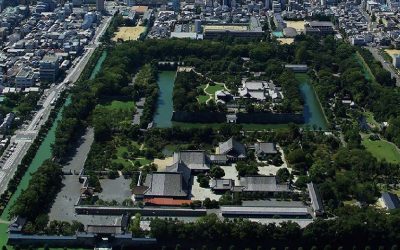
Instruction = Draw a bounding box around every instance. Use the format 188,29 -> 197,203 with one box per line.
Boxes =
0,15 -> 112,196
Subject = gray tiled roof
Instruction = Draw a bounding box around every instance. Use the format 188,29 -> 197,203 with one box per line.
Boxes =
210,154 -> 228,162
172,150 -> 210,171
307,182 -> 324,213
211,178 -> 234,190
254,142 -> 278,155
382,192 -> 400,210
166,162 -> 192,188
240,175 -> 290,192
144,172 -> 187,197
219,137 -> 246,158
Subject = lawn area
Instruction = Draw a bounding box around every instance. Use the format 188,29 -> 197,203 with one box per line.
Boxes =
362,138 -> 400,164
364,111 -> 379,127
101,100 -> 135,110
197,84 -> 226,104
198,95 -> 209,104
113,143 -> 152,168
205,84 -> 225,97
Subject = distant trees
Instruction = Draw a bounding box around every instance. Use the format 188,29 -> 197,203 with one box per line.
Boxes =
149,209 -> 400,249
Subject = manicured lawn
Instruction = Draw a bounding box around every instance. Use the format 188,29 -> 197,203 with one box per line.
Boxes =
101,100 -> 135,110
113,143 -> 152,167
205,84 -> 224,96
198,95 -> 209,104
197,84 -> 226,103
362,138 -> 400,164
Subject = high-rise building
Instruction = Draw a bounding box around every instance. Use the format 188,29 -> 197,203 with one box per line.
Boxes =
223,0 -> 231,7
96,0 -> 104,12
194,19 -> 202,33
265,0 -> 270,9
393,54 -> 400,68
172,0 -> 180,11
40,54 -> 60,82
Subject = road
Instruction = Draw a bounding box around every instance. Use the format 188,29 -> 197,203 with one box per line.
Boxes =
0,15 -> 112,196
367,46 -> 400,87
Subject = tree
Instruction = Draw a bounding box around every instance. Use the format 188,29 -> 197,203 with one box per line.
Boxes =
210,166 -> 225,178
197,174 -> 210,188
276,168 -> 290,183
236,161 -> 258,177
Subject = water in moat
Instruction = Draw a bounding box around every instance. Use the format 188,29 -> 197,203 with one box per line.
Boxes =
296,73 -> 329,130
153,71 -> 176,128
0,50 -> 107,247
152,71 -> 328,130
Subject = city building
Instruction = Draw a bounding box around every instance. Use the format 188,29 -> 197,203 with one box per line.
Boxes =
39,54 -> 59,82
96,0 -> 104,12
392,54 -> 400,68
305,21 -> 334,36
15,67 -> 35,88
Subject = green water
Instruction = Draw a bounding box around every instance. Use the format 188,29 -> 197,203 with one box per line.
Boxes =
89,51 -> 107,80
272,31 -> 284,38
0,97 -> 71,246
296,73 -> 328,130
0,51 -> 107,247
153,71 -> 176,128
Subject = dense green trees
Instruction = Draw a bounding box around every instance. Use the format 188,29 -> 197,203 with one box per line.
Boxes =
210,166 -> 225,178
235,161 -> 258,177
10,160 -> 62,220
132,64 -> 159,128
150,209 -> 400,248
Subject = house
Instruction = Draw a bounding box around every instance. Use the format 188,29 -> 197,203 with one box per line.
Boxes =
235,175 -> 291,194
381,192 -> 400,210
254,142 -> 278,159
210,179 -> 234,193
238,80 -> 268,101
215,90 -> 233,104
167,150 -> 210,173
209,154 -> 228,165
307,182 -> 324,216
238,79 -> 283,102
218,137 -> 246,161
142,172 -> 188,199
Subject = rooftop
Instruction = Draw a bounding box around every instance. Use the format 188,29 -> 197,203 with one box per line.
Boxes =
144,172 -> 188,198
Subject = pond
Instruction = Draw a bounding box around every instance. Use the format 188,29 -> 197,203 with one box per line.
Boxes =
296,73 -> 329,130
153,71 -> 176,128
272,31 -> 284,38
